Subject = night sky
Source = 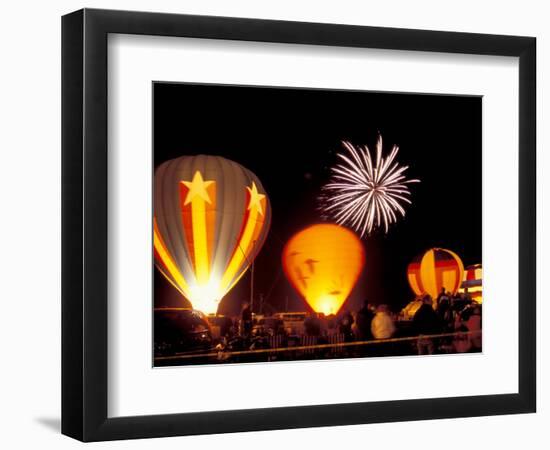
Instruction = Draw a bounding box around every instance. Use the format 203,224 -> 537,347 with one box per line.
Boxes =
153,82 -> 481,315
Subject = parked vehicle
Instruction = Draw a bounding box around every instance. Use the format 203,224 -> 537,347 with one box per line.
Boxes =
206,314 -> 234,340
253,316 -> 285,336
154,308 -> 212,356
274,312 -> 308,335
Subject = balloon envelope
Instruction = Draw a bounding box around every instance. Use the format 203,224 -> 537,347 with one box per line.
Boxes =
407,248 -> 464,301
460,264 -> 482,303
154,155 -> 271,314
282,224 -> 365,315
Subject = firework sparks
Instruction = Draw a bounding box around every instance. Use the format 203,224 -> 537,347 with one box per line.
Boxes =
320,134 -> 420,237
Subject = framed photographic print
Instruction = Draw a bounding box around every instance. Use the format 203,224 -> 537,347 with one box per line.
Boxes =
62,8 -> 536,441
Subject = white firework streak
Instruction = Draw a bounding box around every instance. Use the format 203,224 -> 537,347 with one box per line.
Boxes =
320,134 -> 420,237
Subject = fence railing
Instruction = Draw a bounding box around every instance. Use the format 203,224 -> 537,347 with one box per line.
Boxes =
154,330 -> 481,363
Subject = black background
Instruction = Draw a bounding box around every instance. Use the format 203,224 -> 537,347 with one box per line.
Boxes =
153,82 -> 481,315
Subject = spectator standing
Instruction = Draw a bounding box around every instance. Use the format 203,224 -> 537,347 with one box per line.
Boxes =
436,287 -> 448,309
356,300 -> 375,341
304,312 -> 321,336
339,311 -> 355,342
436,296 -> 453,331
454,304 -> 482,352
240,302 -> 252,337
326,314 -> 337,336
465,305 -> 482,350
412,295 -> 443,355
371,305 -> 396,339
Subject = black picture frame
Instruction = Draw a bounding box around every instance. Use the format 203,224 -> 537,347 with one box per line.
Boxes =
62,8 -> 536,442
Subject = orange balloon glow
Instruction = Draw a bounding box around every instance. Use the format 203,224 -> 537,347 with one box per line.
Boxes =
282,224 -> 365,315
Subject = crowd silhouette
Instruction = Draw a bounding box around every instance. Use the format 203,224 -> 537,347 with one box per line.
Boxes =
210,289 -> 482,363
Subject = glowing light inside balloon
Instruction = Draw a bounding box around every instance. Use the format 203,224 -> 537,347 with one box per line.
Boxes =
317,295 -> 338,316
320,134 -> 419,237
188,279 -> 223,315
282,224 -> 365,315
154,156 -> 271,315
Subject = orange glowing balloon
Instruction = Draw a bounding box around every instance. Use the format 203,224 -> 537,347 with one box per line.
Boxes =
407,248 -> 464,302
282,224 -> 365,315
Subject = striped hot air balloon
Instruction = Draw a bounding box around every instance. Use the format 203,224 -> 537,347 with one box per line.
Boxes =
154,155 -> 271,314
460,264 -> 482,302
407,248 -> 464,303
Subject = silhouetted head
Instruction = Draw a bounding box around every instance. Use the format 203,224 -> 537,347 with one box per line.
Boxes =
422,295 -> 433,306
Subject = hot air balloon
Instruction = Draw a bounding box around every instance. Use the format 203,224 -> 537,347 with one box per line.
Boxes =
460,264 -> 482,303
282,224 -> 365,315
407,248 -> 464,303
154,155 -> 271,314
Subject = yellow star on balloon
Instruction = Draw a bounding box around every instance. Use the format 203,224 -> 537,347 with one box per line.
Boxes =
181,171 -> 214,205
247,182 -> 266,216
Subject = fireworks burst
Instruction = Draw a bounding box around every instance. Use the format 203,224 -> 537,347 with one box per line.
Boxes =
319,134 -> 420,237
